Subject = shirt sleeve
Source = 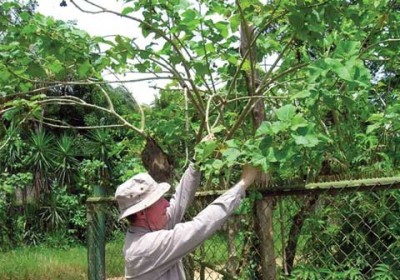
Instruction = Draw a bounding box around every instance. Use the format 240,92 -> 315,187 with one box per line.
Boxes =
167,163 -> 201,227
126,182 -> 246,277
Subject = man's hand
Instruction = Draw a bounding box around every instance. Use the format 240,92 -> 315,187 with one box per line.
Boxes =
240,164 -> 259,189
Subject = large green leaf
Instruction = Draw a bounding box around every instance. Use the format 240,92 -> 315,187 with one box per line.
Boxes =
276,105 -> 296,122
292,134 -> 319,147
222,148 -> 241,164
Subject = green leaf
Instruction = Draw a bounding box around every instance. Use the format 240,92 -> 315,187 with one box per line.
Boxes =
291,89 -> 311,100
255,121 -> 272,136
205,43 -> 215,53
226,139 -> 240,149
211,125 -> 225,134
292,134 -> 319,147
366,123 -> 380,134
26,63 -> 47,78
222,148 -> 241,164
182,9 -> 198,23
215,21 -> 229,38
288,12 -> 305,29
307,61 -> 328,82
271,121 -> 289,134
121,7 -> 135,15
367,113 -> 383,122
78,60 -> 92,78
259,136 -> 272,155
19,82 -> 32,92
193,62 -> 209,76
324,58 -> 342,70
334,41 -> 360,59
325,58 -> 354,82
0,67 -> 11,82
195,140 -> 217,160
276,104 -> 296,121
48,59 -> 64,74
242,59 -> 251,71
229,14 -> 240,31
251,153 -> 269,171
22,24 -> 37,34
71,29 -> 88,39
336,64 -> 353,82
267,145 -> 293,162
290,114 -> 308,131
212,159 -> 224,170
174,0 -> 190,11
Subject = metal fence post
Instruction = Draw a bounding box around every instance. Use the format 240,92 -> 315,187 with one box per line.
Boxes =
88,185 -> 106,280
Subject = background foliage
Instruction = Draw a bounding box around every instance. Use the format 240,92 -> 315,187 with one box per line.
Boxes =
0,0 -> 399,278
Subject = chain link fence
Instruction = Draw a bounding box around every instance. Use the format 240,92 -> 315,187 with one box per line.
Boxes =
87,177 -> 400,280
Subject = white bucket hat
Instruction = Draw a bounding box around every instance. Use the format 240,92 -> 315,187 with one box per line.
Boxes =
115,173 -> 171,221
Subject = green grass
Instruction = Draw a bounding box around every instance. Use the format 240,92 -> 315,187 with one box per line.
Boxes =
195,232 -> 248,264
105,237 -> 125,277
0,246 -> 87,280
0,238 -> 125,280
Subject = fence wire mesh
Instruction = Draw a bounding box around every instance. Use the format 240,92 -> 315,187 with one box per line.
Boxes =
87,178 -> 400,280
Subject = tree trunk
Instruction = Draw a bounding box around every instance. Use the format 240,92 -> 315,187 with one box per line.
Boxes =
285,194 -> 319,274
255,198 -> 276,279
240,20 -> 277,279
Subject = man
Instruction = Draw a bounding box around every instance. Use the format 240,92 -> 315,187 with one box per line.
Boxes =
115,159 -> 258,280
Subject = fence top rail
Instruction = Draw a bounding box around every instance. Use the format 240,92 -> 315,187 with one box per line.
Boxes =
265,176 -> 400,196
305,176 -> 400,189
86,189 -> 227,204
86,176 -> 400,203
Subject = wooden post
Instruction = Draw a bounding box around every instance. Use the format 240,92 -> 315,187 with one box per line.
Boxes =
255,198 -> 276,279
87,185 -> 106,280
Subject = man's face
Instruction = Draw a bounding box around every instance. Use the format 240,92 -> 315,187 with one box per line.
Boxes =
144,197 -> 170,230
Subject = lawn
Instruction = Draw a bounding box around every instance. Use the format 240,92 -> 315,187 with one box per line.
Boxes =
0,239 -> 124,280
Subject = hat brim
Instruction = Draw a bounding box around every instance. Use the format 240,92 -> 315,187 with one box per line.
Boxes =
118,182 -> 171,221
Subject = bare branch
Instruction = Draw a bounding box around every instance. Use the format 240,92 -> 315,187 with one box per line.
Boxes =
0,107 -> 16,115
9,86 -> 50,97
258,34 -> 295,90
95,83 -> 115,112
38,97 -> 146,137
225,86 -> 278,140
205,94 -> 217,135
28,76 -> 181,86
256,63 -> 308,95
129,41 -> 187,85
104,72 -> 146,131
360,38 -> 400,56
222,94 -> 288,105
34,117 -> 125,130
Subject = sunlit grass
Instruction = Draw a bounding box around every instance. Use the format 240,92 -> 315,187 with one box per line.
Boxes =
105,235 -> 125,277
0,246 -> 87,280
0,237 -> 125,280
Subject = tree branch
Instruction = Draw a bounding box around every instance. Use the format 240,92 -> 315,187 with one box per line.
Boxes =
256,34 -> 295,97
32,117 -> 125,130
224,86 -> 277,140
102,72 -> 146,132
256,63 -> 308,95
237,0 -> 257,97
226,5 -> 285,98
71,0 -> 206,117
38,97 -> 147,137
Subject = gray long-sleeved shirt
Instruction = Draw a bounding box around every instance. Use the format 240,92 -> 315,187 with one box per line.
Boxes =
123,164 -> 246,279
